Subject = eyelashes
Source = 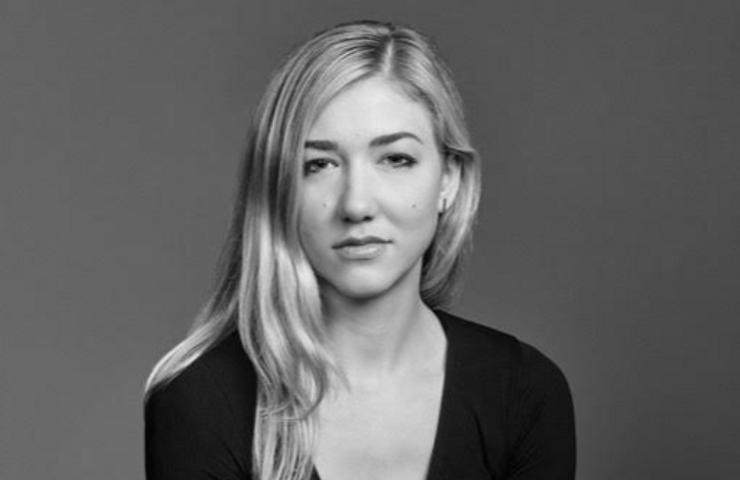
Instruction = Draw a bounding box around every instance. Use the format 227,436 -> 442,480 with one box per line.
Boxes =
303,158 -> 335,175
303,154 -> 418,176
383,153 -> 417,168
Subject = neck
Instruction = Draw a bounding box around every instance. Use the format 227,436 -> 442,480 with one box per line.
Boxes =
321,279 -> 444,388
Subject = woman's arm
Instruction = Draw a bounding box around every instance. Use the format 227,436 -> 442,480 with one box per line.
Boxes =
144,363 -> 247,480
506,342 -> 576,479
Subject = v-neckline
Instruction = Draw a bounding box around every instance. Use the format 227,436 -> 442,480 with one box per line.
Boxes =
311,309 -> 454,480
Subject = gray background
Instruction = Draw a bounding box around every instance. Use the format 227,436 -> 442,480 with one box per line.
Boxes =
2,0 -> 738,478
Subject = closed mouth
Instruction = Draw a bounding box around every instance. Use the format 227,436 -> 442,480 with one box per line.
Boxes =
333,236 -> 391,249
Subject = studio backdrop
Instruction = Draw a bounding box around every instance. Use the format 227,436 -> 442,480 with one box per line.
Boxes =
2,1 -> 738,479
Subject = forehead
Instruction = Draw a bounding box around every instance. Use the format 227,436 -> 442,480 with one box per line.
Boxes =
307,76 -> 435,144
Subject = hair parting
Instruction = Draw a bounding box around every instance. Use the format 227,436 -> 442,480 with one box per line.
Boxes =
145,20 -> 480,480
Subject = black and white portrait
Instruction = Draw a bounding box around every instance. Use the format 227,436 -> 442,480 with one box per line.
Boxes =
2,2 -> 738,479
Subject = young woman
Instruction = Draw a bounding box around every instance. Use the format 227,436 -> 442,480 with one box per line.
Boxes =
144,20 -> 575,480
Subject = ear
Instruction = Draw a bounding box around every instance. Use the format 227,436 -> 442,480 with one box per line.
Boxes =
438,155 -> 462,213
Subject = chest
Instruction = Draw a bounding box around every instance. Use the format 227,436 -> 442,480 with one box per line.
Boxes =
313,374 -> 444,480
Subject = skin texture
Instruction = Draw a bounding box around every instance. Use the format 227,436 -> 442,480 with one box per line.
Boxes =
298,76 -> 460,480
298,75 -> 459,305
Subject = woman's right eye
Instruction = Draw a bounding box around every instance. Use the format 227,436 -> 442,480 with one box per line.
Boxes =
303,158 -> 335,175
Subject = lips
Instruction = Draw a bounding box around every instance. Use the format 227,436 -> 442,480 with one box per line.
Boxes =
332,236 -> 391,249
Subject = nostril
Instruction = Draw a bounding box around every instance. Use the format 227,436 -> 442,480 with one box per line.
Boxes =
338,195 -> 374,222
336,163 -> 378,222
342,212 -> 374,223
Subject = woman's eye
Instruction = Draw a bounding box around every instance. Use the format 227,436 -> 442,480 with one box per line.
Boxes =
303,158 -> 335,175
383,154 -> 417,168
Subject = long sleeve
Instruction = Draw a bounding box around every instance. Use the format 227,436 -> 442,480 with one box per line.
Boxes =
144,364 -> 247,479
144,332 -> 256,479
505,342 -> 576,480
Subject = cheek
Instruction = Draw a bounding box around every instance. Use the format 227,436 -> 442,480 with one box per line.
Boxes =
403,180 -> 441,220
297,197 -> 335,266
298,222 -> 326,274
298,188 -> 329,227
299,213 -> 322,241
399,205 -> 439,246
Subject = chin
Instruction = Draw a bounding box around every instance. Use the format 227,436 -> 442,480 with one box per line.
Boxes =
318,264 -> 419,303
320,277 -> 394,302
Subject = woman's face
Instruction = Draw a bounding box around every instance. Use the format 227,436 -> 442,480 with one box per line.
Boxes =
298,76 -> 459,303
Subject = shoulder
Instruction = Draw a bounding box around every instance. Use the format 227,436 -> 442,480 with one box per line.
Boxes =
144,330 -> 256,478
435,310 -> 576,477
436,309 -> 519,361
511,338 -> 571,406
435,308 -> 572,419
146,330 -> 257,415
435,309 -> 570,391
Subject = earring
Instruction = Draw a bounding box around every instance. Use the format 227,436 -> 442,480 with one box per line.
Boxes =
440,198 -> 447,214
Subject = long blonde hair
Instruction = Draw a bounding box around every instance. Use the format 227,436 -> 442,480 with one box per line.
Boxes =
145,20 -> 481,480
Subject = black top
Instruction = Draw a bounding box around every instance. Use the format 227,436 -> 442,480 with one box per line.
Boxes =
145,310 -> 576,479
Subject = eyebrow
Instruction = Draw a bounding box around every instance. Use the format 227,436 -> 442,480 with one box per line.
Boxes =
304,131 -> 423,151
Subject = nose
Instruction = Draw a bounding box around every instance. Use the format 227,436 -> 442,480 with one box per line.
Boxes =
337,161 -> 377,223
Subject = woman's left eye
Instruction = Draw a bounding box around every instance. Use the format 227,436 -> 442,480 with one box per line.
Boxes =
382,154 -> 417,168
